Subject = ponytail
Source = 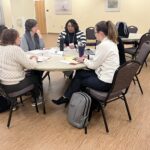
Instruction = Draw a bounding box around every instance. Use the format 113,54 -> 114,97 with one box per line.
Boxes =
107,21 -> 118,43
96,20 -> 118,43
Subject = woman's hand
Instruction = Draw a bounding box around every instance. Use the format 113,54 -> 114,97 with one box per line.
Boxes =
69,43 -> 75,49
36,30 -> 42,38
75,56 -> 86,63
30,55 -> 38,62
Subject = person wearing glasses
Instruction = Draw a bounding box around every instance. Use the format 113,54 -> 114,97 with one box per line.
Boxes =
57,19 -> 86,49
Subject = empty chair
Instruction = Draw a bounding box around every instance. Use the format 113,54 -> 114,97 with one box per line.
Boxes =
87,61 -> 140,132
86,27 -> 97,48
134,42 -> 150,94
128,26 -> 138,33
125,33 -> 150,59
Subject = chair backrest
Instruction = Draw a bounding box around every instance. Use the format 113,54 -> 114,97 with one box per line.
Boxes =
135,42 -> 150,65
138,33 -> 150,49
110,61 -> 140,93
86,27 -> 96,40
128,26 -> 138,33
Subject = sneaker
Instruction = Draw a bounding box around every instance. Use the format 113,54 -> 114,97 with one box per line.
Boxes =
12,106 -> 17,111
31,96 -> 43,107
52,97 -> 69,105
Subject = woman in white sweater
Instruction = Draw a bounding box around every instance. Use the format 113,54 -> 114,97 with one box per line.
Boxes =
52,21 -> 119,105
0,29 -> 41,106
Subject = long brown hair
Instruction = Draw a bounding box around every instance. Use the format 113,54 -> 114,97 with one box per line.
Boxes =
95,21 -> 118,43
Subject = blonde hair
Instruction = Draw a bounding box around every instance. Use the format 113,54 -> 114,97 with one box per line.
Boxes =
95,20 -> 118,43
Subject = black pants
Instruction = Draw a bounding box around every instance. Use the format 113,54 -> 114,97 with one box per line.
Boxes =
64,70 -> 112,99
2,74 -> 41,99
26,70 -> 43,87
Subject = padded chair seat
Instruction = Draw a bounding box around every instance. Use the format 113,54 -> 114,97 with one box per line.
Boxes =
125,47 -> 137,55
88,88 -> 122,102
8,84 -> 34,97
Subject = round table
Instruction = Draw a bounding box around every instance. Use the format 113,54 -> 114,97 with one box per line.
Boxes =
27,48 -> 87,71
35,56 -> 86,71
121,33 -> 142,43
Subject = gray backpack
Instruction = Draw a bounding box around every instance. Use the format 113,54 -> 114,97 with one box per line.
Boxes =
67,92 -> 92,134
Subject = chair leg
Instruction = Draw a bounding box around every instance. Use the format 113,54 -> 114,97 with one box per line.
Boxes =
84,126 -> 87,134
122,95 -> 132,121
42,71 -> 50,82
20,96 -> 24,106
48,73 -> 50,83
135,75 -> 143,95
40,86 -> 46,114
7,99 -> 15,128
100,104 -> 109,133
132,78 -> 136,85
145,60 -> 148,67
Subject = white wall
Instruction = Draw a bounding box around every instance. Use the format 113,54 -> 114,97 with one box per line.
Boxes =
1,0 -> 12,28
45,0 -> 150,34
2,0 -> 35,35
10,0 -> 35,35
2,0 -> 150,34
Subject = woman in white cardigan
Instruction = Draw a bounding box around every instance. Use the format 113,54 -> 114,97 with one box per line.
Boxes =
0,29 -> 41,107
52,21 -> 119,105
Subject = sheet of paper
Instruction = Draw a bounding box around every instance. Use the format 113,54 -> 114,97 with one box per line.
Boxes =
37,56 -> 50,62
60,59 -> 79,65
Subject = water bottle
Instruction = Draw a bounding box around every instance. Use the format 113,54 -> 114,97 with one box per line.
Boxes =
60,36 -> 64,51
78,41 -> 85,57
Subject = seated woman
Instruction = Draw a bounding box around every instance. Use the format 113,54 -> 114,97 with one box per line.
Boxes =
57,19 -> 86,78
20,19 -> 45,87
0,29 -> 42,107
20,19 -> 44,51
57,19 -> 86,49
52,21 -> 120,105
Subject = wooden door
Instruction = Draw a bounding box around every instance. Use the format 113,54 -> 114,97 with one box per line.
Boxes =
35,0 -> 47,34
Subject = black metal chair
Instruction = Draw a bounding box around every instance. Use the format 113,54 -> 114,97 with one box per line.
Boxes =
125,33 -> 150,61
128,26 -> 138,33
133,42 -> 150,94
87,61 -> 140,132
0,83 -> 46,128
86,27 -> 97,48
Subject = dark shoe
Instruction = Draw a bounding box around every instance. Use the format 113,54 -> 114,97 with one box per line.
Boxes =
52,97 -> 69,105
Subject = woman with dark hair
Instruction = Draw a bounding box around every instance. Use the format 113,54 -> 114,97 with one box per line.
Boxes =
0,29 -> 42,108
20,19 -> 45,96
57,19 -> 86,49
20,19 -> 45,51
52,21 -> 119,105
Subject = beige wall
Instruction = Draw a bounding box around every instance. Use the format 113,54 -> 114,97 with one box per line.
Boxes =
2,0 -> 150,34
2,0 -> 35,35
1,0 -> 12,28
10,0 -> 35,35
45,0 -> 150,34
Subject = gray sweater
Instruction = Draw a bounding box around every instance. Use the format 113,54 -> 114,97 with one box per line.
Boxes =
20,34 -> 45,52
